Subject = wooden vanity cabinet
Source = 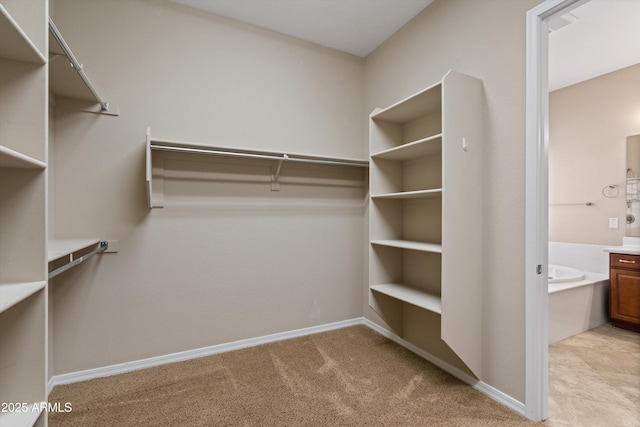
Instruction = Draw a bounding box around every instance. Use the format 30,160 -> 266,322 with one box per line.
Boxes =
609,253 -> 640,332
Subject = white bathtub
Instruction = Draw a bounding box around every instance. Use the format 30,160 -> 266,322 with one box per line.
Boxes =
548,243 -> 610,344
548,264 -> 584,283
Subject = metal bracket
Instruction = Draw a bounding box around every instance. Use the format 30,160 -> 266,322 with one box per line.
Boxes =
271,154 -> 288,191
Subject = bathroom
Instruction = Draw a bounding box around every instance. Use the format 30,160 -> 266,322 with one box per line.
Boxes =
548,59 -> 640,344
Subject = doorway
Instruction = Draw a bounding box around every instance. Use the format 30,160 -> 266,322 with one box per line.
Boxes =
526,0 -> 640,422
524,0 -> 589,422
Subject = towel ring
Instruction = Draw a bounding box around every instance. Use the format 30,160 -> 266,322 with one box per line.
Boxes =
602,185 -> 619,198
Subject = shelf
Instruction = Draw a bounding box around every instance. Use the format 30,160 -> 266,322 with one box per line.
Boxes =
1,1 -> 47,423
0,5 -> 46,64
371,134 -> 442,161
149,136 -> 370,167
371,239 -> 442,253
146,128 -> 369,208
49,53 -> 96,102
0,145 -> 46,169
371,283 -> 442,314
372,189 -> 442,200
369,71 -> 483,378
0,281 -> 46,314
48,17 -> 116,115
48,240 -> 107,279
48,239 -> 102,262
0,403 -> 44,427
371,82 -> 442,123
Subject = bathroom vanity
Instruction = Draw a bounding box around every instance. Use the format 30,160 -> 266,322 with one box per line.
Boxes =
607,250 -> 640,333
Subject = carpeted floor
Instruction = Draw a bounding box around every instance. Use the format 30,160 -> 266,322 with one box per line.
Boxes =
49,325 -> 539,426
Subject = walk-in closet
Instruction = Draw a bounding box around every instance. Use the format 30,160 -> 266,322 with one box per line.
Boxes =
1,0 -> 599,425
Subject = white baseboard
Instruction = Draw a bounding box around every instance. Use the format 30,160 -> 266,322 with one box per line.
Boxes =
47,317 -> 362,394
473,381 -> 526,416
361,319 -> 526,417
48,316 -> 525,418
361,318 -> 478,385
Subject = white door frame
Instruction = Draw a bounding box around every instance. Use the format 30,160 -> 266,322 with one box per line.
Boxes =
524,0 -> 589,421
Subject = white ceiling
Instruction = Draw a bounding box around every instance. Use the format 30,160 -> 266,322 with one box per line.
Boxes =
549,0 -> 640,91
170,0 -> 433,57
171,0 -> 640,90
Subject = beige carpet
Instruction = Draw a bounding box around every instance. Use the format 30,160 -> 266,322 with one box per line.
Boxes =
49,325 -> 539,426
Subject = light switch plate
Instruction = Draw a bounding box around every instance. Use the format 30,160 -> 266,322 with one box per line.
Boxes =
609,218 -> 619,229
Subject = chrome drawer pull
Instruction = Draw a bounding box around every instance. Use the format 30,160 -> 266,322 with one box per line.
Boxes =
618,259 -> 636,264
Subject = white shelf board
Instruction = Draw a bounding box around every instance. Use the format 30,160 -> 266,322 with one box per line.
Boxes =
0,5 -> 46,64
149,134 -> 369,166
49,54 -> 97,103
371,82 -> 442,123
0,403 -> 44,427
147,129 -> 368,208
371,134 -> 442,161
48,239 -> 101,262
0,145 -> 46,169
48,20 -> 117,115
371,239 -> 442,253
372,189 -> 442,200
371,283 -> 442,314
0,281 -> 46,314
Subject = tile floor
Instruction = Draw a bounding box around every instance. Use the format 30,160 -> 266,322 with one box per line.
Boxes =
545,324 -> 640,427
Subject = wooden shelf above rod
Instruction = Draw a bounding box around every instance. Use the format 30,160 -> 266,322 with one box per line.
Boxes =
48,239 -> 108,279
145,127 -> 369,208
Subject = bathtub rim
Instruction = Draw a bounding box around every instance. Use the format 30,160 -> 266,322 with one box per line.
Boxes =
548,271 -> 609,294
548,264 -> 584,284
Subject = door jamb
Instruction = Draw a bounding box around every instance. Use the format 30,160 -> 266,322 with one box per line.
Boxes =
524,0 -> 589,421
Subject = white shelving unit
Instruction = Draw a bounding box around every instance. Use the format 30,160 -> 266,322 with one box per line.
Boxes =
369,70 -> 483,377
1,2 -> 110,425
0,1 -> 48,425
0,4 -> 46,64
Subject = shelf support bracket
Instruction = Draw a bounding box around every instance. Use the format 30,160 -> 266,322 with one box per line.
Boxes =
271,154 -> 288,191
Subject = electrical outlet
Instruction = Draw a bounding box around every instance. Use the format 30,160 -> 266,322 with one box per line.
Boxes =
609,218 -> 619,229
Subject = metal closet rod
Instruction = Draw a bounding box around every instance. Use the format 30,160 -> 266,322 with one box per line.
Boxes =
48,17 -> 109,112
149,144 -> 370,168
48,241 -> 108,279
549,202 -> 593,206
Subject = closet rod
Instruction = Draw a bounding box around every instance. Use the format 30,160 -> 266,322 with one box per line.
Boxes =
549,202 -> 593,207
150,144 -> 370,168
48,18 -> 109,112
48,241 -> 108,279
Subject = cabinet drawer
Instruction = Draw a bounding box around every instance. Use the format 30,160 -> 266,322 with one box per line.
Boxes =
611,253 -> 640,270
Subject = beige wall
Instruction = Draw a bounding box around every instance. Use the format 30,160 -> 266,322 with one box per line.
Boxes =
549,63 -> 640,245
364,0 -> 540,401
629,135 -> 640,176
49,0 -> 366,375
